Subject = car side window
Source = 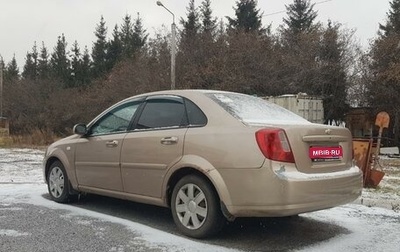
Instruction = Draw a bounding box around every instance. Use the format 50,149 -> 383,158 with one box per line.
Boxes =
184,99 -> 207,126
90,102 -> 141,135
136,97 -> 187,129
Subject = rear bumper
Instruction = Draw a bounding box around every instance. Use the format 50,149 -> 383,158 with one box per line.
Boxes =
218,162 -> 363,217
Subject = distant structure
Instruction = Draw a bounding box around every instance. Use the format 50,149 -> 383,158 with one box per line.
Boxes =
345,107 -> 374,138
265,93 -> 324,124
0,117 -> 9,138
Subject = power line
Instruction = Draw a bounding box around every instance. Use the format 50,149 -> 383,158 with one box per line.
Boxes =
263,0 -> 333,17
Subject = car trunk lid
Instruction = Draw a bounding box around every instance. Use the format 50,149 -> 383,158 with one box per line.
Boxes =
283,124 -> 353,174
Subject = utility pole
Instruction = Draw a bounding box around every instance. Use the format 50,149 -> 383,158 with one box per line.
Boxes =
156,1 -> 176,90
0,55 -> 3,119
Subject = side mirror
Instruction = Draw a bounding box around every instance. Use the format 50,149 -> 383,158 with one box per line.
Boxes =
73,124 -> 87,135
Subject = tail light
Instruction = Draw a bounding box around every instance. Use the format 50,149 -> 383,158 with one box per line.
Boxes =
256,128 -> 295,163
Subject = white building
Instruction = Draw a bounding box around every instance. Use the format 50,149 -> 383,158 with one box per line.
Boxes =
265,93 -> 324,124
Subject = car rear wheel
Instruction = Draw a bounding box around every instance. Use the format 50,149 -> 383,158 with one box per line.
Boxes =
171,175 -> 225,238
47,161 -> 70,203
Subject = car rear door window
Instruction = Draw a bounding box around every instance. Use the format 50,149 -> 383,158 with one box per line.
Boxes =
184,99 -> 207,126
136,97 -> 187,129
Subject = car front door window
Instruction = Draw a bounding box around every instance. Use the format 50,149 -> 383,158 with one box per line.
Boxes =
90,102 -> 140,135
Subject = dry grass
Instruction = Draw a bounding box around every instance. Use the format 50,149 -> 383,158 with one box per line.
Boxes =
0,130 -> 59,149
0,136 -> 13,147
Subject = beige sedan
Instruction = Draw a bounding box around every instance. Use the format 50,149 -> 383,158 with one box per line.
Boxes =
43,90 -> 362,238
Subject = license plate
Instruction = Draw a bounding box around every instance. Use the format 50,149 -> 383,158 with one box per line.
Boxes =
309,146 -> 343,159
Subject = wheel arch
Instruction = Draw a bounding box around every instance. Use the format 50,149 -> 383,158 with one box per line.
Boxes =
44,149 -> 78,192
166,168 -> 208,207
164,155 -> 233,210
44,156 -> 61,183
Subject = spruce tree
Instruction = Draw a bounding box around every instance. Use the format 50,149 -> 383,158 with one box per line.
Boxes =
318,21 -> 349,122
38,42 -> 50,79
81,46 -> 91,86
283,0 -> 318,35
5,55 -> 19,81
132,13 -> 148,50
22,42 -> 39,80
227,0 -> 264,33
178,0 -> 202,88
69,42 -> 92,87
106,25 -> 123,70
22,53 -> 35,79
31,42 -> 39,77
50,34 -> 71,85
197,0 -> 220,89
70,40 -> 82,88
200,0 -> 217,36
216,18 -> 226,42
368,0 -> 400,144
180,0 -> 201,43
278,0 -> 321,95
120,14 -> 135,58
91,16 -> 108,79
379,0 -> 400,36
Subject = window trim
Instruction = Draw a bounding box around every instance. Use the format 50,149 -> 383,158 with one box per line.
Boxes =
131,95 -> 189,132
86,98 -> 145,137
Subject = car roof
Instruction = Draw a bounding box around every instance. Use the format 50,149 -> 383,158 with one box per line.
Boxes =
117,89 -> 237,103
135,89 -> 234,97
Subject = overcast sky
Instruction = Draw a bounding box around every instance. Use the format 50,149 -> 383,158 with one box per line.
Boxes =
0,0 -> 391,68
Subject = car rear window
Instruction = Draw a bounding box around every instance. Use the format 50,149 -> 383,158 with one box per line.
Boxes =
206,92 -> 310,125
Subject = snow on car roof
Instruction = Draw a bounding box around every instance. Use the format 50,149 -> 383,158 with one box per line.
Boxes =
205,92 -> 310,125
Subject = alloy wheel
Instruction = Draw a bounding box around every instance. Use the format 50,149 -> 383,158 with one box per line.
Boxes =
49,167 -> 65,198
174,183 -> 208,230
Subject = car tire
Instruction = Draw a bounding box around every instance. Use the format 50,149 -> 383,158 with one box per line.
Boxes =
47,161 -> 71,203
171,175 -> 225,238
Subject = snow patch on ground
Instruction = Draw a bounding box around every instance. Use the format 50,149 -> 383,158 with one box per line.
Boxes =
297,205 -> 400,252
380,147 -> 399,155
0,148 -> 44,183
0,229 -> 30,237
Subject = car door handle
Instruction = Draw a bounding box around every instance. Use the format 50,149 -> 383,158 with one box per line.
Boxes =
161,137 -> 178,145
106,140 -> 119,147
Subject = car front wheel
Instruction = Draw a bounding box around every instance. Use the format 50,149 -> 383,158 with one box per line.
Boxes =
47,161 -> 71,203
171,175 -> 225,238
